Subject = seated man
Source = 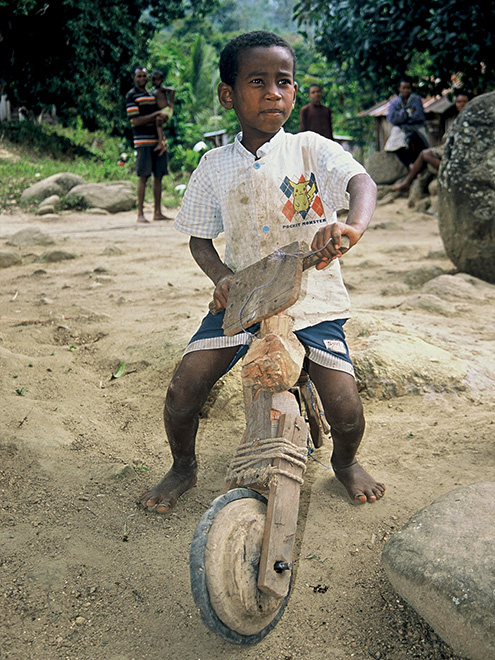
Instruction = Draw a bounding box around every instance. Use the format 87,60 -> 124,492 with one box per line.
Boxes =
392,91 -> 471,192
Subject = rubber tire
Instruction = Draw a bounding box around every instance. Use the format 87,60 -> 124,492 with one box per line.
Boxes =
189,488 -> 291,645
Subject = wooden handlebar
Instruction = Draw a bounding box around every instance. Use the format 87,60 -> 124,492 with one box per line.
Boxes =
208,235 -> 351,316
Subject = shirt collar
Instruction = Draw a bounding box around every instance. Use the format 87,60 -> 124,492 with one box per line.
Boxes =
234,128 -> 286,160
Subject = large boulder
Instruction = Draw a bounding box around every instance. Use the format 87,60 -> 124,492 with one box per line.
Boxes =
382,482 -> 495,660
65,181 -> 135,213
365,151 -> 408,185
438,92 -> 495,283
20,173 -> 84,204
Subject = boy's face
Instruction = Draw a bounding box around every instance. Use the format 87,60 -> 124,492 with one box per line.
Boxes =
455,94 -> 469,112
398,81 -> 412,100
309,86 -> 323,104
218,46 -> 297,152
151,74 -> 163,88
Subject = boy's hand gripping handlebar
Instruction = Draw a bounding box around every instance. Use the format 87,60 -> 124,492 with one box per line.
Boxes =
208,235 -> 350,335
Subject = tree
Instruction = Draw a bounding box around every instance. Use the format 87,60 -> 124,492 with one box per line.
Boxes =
0,0 -> 217,133
293,0 -> 495,97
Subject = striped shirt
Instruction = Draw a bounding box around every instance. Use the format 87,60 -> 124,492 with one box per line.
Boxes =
174,129 -> 366,329
126,86 -> 158,148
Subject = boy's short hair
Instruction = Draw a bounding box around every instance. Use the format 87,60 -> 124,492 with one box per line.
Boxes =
151,70 -> 164,80
219,30 -> 296,88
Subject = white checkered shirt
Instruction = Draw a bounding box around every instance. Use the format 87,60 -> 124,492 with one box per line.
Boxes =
174,129 -> 366,329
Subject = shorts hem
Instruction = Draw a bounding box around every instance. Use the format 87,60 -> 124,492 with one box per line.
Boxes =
305,346 -> 355,377
183,333 -> 253,355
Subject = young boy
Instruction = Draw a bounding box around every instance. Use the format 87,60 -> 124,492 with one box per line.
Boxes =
151,70 -> 175,156
139,31 -> 385,514
299,83 -> 334,139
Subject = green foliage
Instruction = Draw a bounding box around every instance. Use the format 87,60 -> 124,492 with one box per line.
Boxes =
294,0 -> 495,97
0,0 -> 218,134
0,121 -> 190,212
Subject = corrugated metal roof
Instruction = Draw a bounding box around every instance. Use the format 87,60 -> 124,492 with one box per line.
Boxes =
359,90 -> 454,117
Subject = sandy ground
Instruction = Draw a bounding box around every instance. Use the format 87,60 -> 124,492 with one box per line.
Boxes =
1,195 -> 494,660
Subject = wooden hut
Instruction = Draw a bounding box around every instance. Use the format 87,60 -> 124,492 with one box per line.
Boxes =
359,90 -> 459,150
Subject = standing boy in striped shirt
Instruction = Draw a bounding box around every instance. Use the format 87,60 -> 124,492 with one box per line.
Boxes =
126,67 -> 170,223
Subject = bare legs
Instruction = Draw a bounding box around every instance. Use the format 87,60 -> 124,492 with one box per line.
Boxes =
137,175 -> 150,223
392,148 -> 441,192
139,346 -> 239,513
140,346 -> 385,513
152,175 -> 171,221
307,362 -> 385,503
136,174 -> 170,222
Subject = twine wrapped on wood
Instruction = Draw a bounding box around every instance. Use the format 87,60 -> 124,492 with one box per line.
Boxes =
226,436 -> 308,489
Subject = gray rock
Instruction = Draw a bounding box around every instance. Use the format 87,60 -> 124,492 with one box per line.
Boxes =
40,194 -> 61,208
428,178 -> 439,196
399,293 -> 455,316
352,329 -> 468,398
20,173 -> 84,204
39,249 -> 77,263
65,182 -> 135,213
0,252 -> 22,268
86,207 -> 110,215
7,229 -> 55,247
37,194 -> 61,215
413,197 -> 431,213
365,151 -> 408,185
37,205 -> 56,215
382,482 -> 495,660
422,273 -> 491,302
101,246 -> 124,256
438,91 -> 495,283
403,265 -> 444,287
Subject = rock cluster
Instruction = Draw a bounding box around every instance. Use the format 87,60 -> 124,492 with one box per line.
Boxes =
20,172 -> 136,215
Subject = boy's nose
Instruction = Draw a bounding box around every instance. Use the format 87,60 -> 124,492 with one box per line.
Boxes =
265,84 -> 282,99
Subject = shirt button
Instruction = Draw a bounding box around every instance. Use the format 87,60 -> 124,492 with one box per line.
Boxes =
253,162 -> 261,169
262,225 -> 270,233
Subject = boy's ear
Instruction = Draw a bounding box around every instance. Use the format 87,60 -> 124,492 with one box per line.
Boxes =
218,82 -> 234,110
292,81 -> 298,108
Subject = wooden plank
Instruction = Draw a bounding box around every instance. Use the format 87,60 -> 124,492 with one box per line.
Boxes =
222,242 -> 303,337
225,388 -> 273,491
257,412 -> 307,599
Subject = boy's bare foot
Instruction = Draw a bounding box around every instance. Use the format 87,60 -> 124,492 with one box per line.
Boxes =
153,213 -> 172,221
138,467 -> 197,513
332,460 -> 385,504
137,214 -> 152,223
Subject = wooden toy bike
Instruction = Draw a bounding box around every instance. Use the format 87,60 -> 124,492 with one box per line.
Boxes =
189,238 -> 349,644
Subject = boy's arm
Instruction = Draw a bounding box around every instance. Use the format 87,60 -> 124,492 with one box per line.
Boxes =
131,110 -> 164,128
311,173 -> 377,267
189,237 -> 234,310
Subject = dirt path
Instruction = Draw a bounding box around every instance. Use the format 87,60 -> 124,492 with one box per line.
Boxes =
1,198 -> 494,660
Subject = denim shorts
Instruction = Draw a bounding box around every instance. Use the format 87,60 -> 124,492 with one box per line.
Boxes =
183,311 -> 354,376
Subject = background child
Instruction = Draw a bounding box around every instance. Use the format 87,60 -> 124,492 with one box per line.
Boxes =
299,83 -> 334,139
151,70 -> 175,156
139,31 -> 385,514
